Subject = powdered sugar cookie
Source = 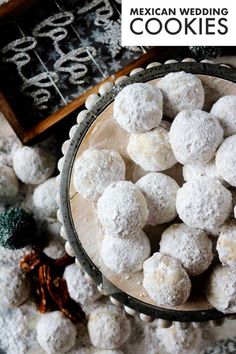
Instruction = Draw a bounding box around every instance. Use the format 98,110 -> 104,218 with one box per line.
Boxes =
101,229 -> 150,274
114,83 -> 163,133
211,95 -> 236,137
0,266 -> 30,307
157,71 -> 204,118
169,110 -> 223,165
33,177 -> 58,217
207,265 -> 236,314
216,135 -> 236,187
73,149 -> 126,201
88,305 -> 131,349
63,263 -> 101,304
160,223 -> 213,276
176,177 -> 232,230
127,127 -> 177,172
13,146 -> 55,185
97,181 -> 148,237
136,173 -> 179,225
217,221 -> 236,269
143,253 -> 191,307
36,311 -> 76,353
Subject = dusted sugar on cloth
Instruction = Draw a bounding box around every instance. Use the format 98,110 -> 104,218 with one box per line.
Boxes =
176,177 -> 232,230
94,350 -> 124,354
215,134 -> 236,187
88,305 -> 131,349
210,95 -> 236,137
33,177 -> 58,217
0,245 -> 32,267
127,126 -> 177,172
0,266 -> 30,307
169,110 -> 223,165
136,173 -> 179,225
13,146 -> 56,185
63,263 -> 101,304
113,83 -> 163,134
36,311 -> 76,353
0,307 -> 30,354
183,159 -> 228,187
159,223 -> 213,276
143,253 -> 191,307
97,181 -> 149,237
0,165 -> 19,203
157,71 -> 204,118
206,265 -> 236,314
217,221 -> 236,269
101,229 -> 151,274
73,149 -> 126,201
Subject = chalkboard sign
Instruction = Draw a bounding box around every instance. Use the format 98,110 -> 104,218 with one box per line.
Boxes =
0,0 -> 182,143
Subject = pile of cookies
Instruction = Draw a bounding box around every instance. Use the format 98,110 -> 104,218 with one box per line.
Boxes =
73,71 -> 236,314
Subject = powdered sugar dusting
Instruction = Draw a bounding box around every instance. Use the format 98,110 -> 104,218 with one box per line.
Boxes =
157,71 -> 204,118
97,181 -> 148,237
114,83 -> 163,134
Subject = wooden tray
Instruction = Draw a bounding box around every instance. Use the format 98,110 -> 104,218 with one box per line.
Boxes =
59,62 -> 236,324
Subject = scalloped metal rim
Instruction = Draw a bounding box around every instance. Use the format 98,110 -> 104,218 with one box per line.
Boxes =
60,62 -> 236,323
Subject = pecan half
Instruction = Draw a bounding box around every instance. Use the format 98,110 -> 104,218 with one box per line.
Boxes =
20,251 -> 42,273
20,249 -> 86,323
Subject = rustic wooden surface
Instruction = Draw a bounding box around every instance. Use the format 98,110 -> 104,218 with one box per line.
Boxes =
0,0 -> 37,22
0,90 -> 25,140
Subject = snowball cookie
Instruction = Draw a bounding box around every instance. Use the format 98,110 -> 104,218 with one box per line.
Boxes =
101,229 -> 151,274
176,177 -> 232,230
217,222 -> 236,269
0,266 -> 30,307
143,253 -> 191,307
97,181 -> 148,237
182,159 -> 228,187
159,223 -> 213,276
0,165 -> 19,202
36,311 -> 76,353
127,127 -> 177,172
113,83 -> 163,134
211,96 -> 236,137
169,110 -> 223,165
63,263 -> 101,304
206,265 -> 236,314
73,149 -> 126,201
158,326 -> 199,354
13,146 -> 55,185
157,71 -> 204,118
94,350 -> 124,354
88,305 -> 131,349
136,173 -> 179,225
43,238 -> 66,259
216,135 -> 236,187
33,177 -> 58,217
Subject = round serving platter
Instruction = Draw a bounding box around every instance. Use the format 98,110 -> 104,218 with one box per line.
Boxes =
58,61 -> 236,325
